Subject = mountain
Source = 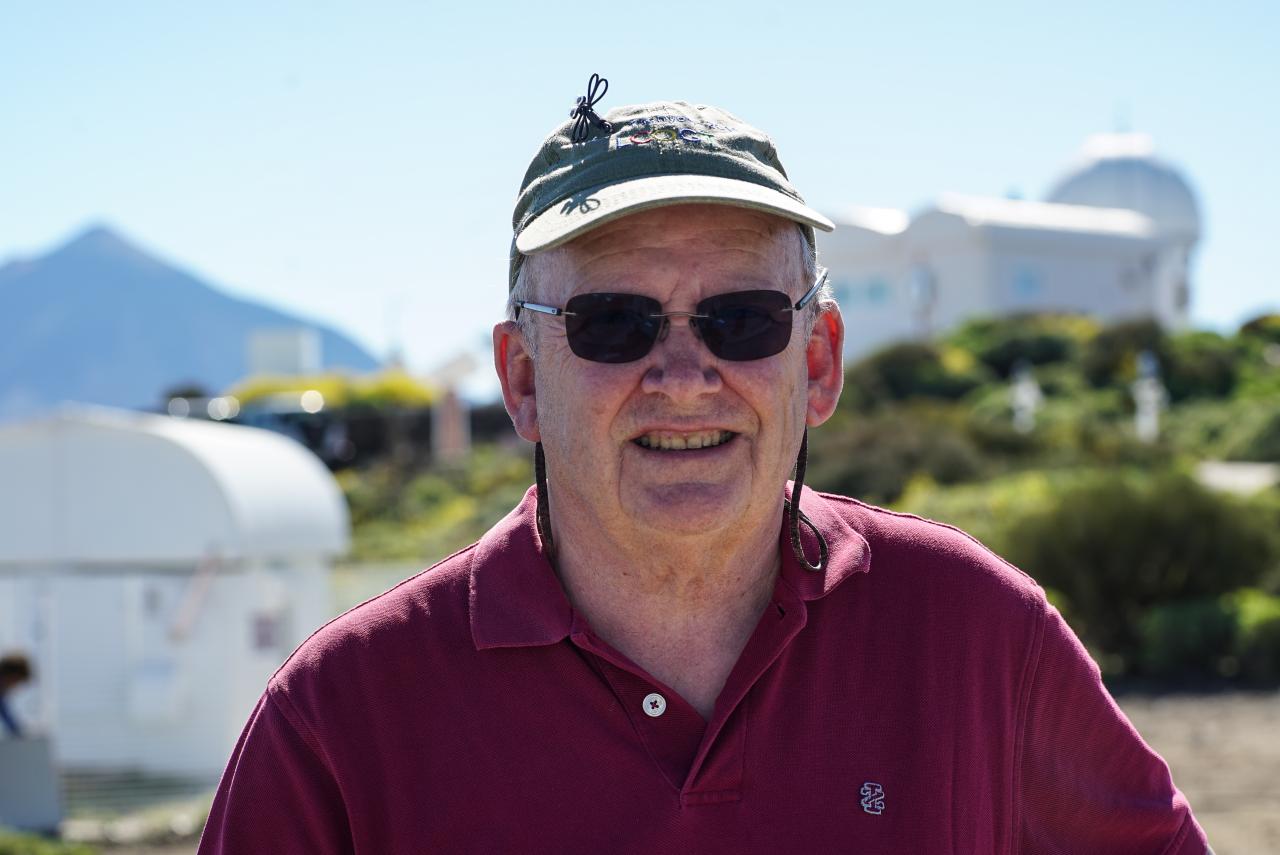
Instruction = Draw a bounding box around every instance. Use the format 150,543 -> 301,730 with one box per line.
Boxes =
0,225 -> 381,420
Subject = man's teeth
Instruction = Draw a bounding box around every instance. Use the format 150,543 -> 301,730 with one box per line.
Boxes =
635,430 -> 734,450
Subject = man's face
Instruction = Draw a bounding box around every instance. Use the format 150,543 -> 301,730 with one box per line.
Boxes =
498,204 -> 842,543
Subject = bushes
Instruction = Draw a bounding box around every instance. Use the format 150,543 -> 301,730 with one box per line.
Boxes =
1164,331 -> 1240,401
1137,591 -> 1280,686
1138,599 -> 1238,682
843,342 -> 992,408
808,406 -> 987,504
228,369 -> 436,409
1000,470 -> 1279,676
945,314 -> 1098,378
1234,588 -> 1280,685
338,444 -> 533,562
894,467 -> 1280,683
0,831 -> 95,855
1164,399 -> 1280,462
1239,312 -> 1280,346
1081,318 -> 1166,388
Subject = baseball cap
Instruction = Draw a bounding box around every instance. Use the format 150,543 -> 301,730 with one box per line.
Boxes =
509,75 -> 834,290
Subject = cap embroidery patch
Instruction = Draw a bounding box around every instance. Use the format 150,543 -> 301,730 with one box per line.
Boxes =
613,115 -> 727,151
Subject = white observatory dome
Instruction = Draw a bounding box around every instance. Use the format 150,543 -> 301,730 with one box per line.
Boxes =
1047,134 -> 1200,242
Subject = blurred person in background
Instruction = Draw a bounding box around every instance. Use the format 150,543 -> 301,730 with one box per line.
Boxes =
198,76 -> 1210,853
0,652 -> 33,738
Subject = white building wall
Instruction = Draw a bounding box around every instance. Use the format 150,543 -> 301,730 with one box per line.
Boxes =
821,139 -> 1199,360
980,229 -> 1161,322
902,237 -> 992,338
824,213 -> 1175,361
819,229 -> 916,357
4,560 -> 331,779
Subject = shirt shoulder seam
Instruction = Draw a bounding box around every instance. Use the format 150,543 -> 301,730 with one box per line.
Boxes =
268,541 -> 481,683
1009,593 -> 1048,853
813,489 -> 1039,587
1157,811 -> 1200,855
264,684 -> 332,775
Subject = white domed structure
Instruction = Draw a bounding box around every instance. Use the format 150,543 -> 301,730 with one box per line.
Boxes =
0,407 -> 348,780
818,132 -> 1204,358
1047,134 -> 1201,243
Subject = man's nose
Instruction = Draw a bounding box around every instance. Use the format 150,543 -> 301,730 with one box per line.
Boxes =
640,315 -> 723,400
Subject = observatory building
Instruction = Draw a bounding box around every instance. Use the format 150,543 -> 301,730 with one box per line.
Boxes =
820,134 -> 1201,359
0,407 -> 348,779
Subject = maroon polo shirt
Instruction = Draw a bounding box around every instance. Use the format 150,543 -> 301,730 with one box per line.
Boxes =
199,486 -> 1207,854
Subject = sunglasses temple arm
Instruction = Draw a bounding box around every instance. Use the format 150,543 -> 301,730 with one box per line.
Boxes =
794,269 -> 828,310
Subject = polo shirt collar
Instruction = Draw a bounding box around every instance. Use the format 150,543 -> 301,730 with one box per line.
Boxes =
469,486 -> 572,650
469,484 -> 872,651
779,482 -> 872,601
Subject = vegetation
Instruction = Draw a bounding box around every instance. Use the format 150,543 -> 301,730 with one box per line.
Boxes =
337,312 -> 1280,684
338,443 -> 533,563
0,831 -> 95,855
228,369 -> 436,409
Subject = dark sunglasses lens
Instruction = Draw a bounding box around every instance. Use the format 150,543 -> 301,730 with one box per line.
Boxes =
564,293 -> 664,363
697,290 -> 794,360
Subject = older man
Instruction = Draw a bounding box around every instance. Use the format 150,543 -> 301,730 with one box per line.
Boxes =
199,79 -> 1208,853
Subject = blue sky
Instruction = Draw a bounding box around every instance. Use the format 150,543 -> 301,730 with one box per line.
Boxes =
2,1 -> 1276,392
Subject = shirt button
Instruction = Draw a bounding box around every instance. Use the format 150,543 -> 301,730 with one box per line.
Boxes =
642,692 -> 667,718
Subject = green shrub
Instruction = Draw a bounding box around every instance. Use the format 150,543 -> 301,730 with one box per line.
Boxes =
945,314 -> 1098,378
843,342 -> 992,408
1164,331 -> 1241,401
0,830 -> 95,855
1138,598 -> 1238,681
1239,313 -> 1280,346
1231,588 -> 1280,685
1003,470 -> 1278,674
892,468 -> 1072,554
339,443 -> 534,562
1164,399 -> 1280,462
228,370 -> 435,408
1081,318 -> 1167,388
808,407 -> 988,504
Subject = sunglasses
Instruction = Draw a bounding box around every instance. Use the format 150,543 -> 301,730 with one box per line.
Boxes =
515,269 -> 827,363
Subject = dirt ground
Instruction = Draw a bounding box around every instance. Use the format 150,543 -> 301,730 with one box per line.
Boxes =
102,692 -> 1279,855
1119,692 -> 1280,855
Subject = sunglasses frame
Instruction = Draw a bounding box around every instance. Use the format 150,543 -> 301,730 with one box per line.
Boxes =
516,268 -> 828,363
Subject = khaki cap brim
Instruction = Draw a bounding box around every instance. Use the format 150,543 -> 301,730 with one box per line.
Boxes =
515,174 -> 835,255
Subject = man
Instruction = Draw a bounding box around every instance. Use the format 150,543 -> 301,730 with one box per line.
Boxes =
199,77 -> 1208,853
0,652 -> 33,738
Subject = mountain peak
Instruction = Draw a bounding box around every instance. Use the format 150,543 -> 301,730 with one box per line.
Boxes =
0,225 -> 381,420
58,223 -> 143,256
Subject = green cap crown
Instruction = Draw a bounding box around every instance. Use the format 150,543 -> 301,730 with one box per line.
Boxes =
510,100 -> 833,290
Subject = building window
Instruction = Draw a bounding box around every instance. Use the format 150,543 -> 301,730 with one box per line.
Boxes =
831,279 -> 856,306
832,276 -> 895,307
1012,268 -> 1042,300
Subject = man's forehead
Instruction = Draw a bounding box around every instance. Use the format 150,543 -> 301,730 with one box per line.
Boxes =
537,204 -> 803,286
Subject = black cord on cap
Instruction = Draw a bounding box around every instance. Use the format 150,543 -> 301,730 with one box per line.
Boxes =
787,429 -> 829,573
534,441 -> 557,564
569,73 -> 613,143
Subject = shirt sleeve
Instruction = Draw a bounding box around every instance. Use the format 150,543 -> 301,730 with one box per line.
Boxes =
198,690 -> 354,855
1017,602 -> 1210,854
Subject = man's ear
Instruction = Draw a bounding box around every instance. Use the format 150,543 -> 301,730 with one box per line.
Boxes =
493,320 -> 541,442
805,304 -> 845,427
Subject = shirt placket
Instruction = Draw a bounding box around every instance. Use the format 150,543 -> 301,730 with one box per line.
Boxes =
568,578 -> 809,806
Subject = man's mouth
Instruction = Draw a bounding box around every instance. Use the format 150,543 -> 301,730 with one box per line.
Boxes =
633,430 -> 736,451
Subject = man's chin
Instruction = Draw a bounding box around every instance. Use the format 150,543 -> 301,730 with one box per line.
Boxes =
623,482 -> 752,539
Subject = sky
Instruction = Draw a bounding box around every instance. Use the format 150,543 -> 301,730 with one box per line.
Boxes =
2,1 -> 1277,397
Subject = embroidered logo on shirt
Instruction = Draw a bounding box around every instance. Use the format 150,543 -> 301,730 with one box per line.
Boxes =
860,782 -> 885,815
